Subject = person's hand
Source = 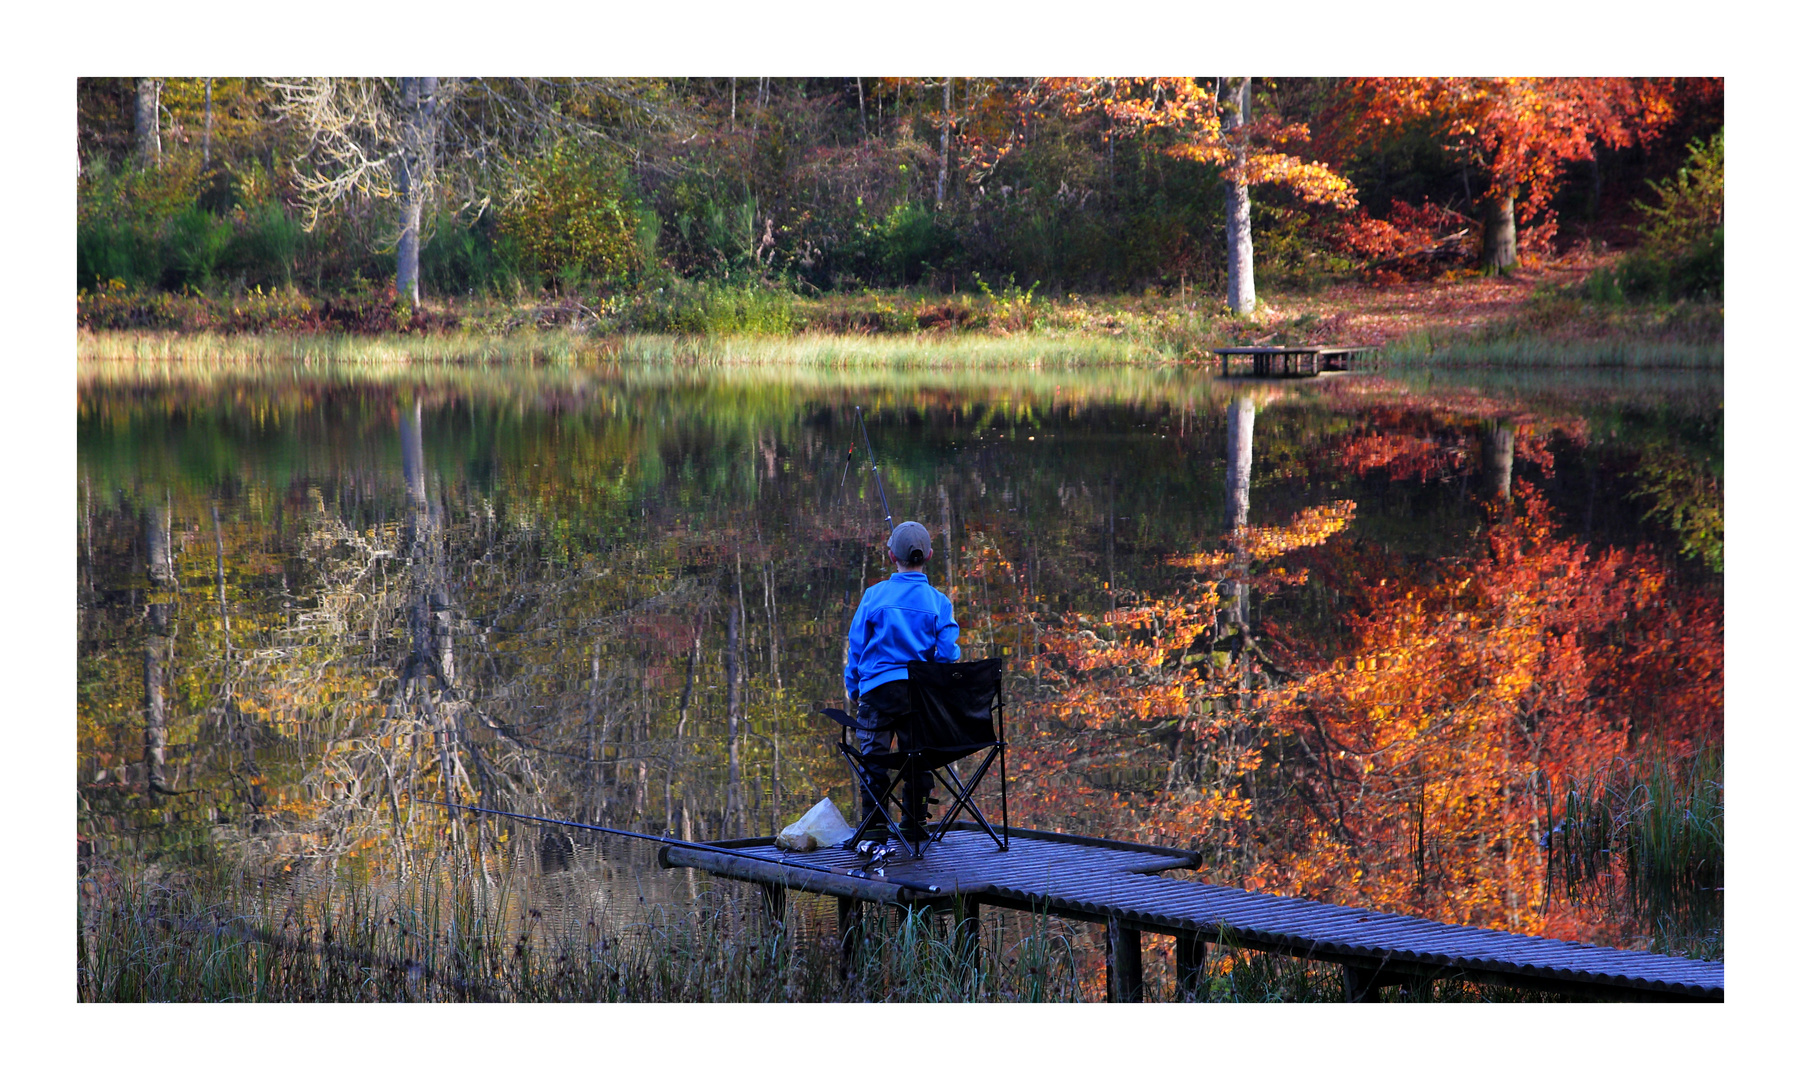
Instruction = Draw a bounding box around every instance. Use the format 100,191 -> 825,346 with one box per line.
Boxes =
847,691 -> 859,712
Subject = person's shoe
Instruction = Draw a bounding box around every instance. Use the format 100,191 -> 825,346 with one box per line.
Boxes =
899,819 -> 931,844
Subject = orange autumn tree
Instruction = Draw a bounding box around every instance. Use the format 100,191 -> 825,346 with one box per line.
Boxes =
1326,78 -> 1681,272
1253,483 -> 1678,937
1010,500 -> 1356,854
1040,78 -> 1355,313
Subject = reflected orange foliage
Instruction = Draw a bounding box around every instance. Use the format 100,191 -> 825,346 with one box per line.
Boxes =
1004,454 -> 1719,944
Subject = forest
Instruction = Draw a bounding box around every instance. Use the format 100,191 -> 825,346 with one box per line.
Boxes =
76,77 -> 1723,338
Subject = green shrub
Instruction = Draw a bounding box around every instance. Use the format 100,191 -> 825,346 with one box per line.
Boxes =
1582,134 -> 1724,305
503,141 -> 643,289
77,219 -> 161,289
877,203 -> 958,284
421,210 -> 524,297
222,201 -> 303,288
621,278 -> 797,334
163,206 -> 235,289
1637,133 -> 1723,256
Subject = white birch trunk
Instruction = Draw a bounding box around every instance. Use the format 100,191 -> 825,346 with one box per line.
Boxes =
937,77 -> 951,206
1224,396 -> 1256,627
395,77 -> 439,308
1224,77 -> 1255,315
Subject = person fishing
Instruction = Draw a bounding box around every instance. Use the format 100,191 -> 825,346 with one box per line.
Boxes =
843,520 -> 960,842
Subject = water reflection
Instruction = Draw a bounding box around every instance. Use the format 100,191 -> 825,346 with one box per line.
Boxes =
76,361 -> 1723,954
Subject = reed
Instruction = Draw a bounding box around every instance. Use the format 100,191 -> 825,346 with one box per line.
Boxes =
612,331 -> 1160,368
1549,744 -> 1724,959
1382,330 -> 1723,371
80,848 -> 1631,1002
76,850 -> 1095,1003
77,328 -> 609,366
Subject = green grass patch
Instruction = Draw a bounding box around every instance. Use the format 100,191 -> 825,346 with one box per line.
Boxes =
1382,328 -> 1722,370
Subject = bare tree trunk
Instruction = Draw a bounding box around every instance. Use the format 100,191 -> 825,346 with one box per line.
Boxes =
1224,77 -> 1255,315
1223,396 -> 1256,628
1483,421 -> 1516,502
202,79 -> 213,168
134,78 -> 162,167
857,77 -> 867,140
1481,189 -> 1518,273
144,603 -> 171,798
936,77 -> 952,207
1224,397 -> 1255,532
400,399 -> 460,816
145,497 -> 175,589
587,650 -> 601,822
762,560 -> 781,690
143,489 -> 175,798
726,604 -> 743,838
394,77 -> 439,308
666,609 -> 702,835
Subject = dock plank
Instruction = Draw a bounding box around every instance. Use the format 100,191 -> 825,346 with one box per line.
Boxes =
660,824 -> 1720,1001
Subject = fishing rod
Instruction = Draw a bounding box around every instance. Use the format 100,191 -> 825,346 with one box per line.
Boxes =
424,800 -> 942,895
854,406 -> 893,533
838,445 -> 856,500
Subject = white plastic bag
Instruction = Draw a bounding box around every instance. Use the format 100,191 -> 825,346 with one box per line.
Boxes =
775,797 -> 856,852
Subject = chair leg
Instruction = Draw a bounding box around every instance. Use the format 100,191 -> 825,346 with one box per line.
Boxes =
837,742 -> 905,847
928,747 -> 1005,848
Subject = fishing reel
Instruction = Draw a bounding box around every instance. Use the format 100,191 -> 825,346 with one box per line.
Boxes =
853,838 -> 903,872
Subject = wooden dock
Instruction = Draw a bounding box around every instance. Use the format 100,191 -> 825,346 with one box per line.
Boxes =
1214,344 -> 1380,378
660,823 -> 1722,1002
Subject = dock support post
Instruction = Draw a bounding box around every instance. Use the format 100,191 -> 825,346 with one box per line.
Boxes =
1343,964 -> 1382,1002
1106,917 -> 1143,1002
760,882 -> 786,932
952,897 -> 981,990
1175,933 -> 1207,1001
836,896 -> 862,980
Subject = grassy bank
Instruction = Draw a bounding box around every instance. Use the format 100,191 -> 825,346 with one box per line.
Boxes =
81,846 -> 1610,1003
79,272 -> 1723,377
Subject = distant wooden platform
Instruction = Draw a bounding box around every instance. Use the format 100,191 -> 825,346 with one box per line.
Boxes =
661,823 -> 1722,1002
1213,344 -> 1380,378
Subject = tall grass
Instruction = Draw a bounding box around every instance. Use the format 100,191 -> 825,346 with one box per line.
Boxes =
1549,745 -> 1723,959
79,844 -> 1634,1002
76,850 -> 1095,1003
79,325 -> 1164,369
1383,331 -> 1723,370
613,331 -> 1159,368
77,328 -> 610,367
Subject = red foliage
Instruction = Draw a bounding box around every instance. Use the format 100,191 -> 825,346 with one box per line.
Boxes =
1328,79 -> 1680,220
1335,198 -> 1477,276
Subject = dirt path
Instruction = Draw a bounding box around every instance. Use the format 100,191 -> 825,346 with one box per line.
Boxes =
1260,261 -> 1596,344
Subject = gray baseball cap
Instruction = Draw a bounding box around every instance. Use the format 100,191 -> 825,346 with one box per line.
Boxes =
888,521 -> 933,564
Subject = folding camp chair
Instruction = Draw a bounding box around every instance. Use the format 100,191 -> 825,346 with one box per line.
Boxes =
817,657 -> 1008,860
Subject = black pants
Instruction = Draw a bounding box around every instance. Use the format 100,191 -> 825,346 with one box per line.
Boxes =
853,680 -> 934,825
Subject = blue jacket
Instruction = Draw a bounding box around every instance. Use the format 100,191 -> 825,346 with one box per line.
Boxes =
844,571 -> 961,698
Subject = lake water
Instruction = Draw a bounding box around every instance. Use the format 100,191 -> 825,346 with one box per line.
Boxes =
76,357 -> 1723,959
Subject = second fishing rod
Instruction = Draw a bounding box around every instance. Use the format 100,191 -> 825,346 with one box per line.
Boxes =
425,801 -> 944,896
